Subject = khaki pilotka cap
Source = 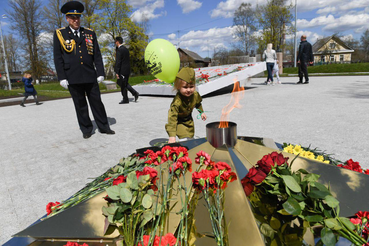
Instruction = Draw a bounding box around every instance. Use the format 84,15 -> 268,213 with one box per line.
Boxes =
176,67 -> 196,84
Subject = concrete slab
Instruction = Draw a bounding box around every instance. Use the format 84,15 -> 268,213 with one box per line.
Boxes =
1,75 -> 369,244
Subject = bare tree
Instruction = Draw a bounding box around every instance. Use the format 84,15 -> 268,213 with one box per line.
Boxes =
43,0 -> 67,32
4,34 -> 21,71
7,0 -> 47,80
80,0 -> 98,29
360,29 -> 369,61
233,3 -> 257,55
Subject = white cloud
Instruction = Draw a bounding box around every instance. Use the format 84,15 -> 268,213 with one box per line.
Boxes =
316,6 -> 337,15
175,26 -> 238,57
127,0 -> 155,9
168,33 -> 176,39
210,0 -> 253,18
130,0 -> 165,22
298,13 -> 369,33
177,0 -> 202,14
37,32 -> 53,45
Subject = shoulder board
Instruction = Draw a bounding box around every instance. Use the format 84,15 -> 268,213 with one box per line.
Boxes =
84,27 -> 94,32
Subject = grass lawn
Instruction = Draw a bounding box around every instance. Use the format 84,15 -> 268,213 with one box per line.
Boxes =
0,74 -> 156,99
282,62 -> 369,74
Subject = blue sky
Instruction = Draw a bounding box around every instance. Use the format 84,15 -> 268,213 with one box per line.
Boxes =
1,0 -> 368,58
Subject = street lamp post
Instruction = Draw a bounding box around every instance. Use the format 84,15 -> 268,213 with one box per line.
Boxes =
0,14 -> 11,90
293,0 -> 297,68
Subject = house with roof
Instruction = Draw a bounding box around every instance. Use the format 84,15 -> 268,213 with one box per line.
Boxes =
312,36 -> 354,64
177,48 -> 210,68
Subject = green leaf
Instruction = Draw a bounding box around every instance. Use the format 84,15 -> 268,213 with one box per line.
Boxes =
324,195 -> 339,208
260,223 -> 275,238
117,182 -> 129,189
297,168 -> 309,174
308,189 -> 330,199
265,176 -> 280,184
270,217 -> 281,230
282,197 -> 301,216
303,173 -> 320,182
339,217 -> 355,231
277,209 -> 290,215
147,189 -> 155,195
305,214 -> 323,222
291,193 -> 305,201
324,218 -> 342,230
102,205 -> 118,216
119,187 -> 133,203
126,172 -> 138,190
281,175 -> 301,193
106,186 -> 120,200
321,227 -> 337,246
312,182 -> 330,192
138,174 -> 150,187
142,194 -> 153,209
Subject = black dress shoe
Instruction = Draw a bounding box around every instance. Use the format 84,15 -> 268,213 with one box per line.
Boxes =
303,81 -> 309,84
20,103 -> 25,107
100,129 -> 115,135
119,100 -> 129,104
83,132 -> 92,139
134,93 -> 139,102
36,102 -> 43,105
296,81 -> 303,84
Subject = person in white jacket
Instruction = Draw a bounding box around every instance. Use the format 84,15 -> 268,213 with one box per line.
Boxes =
273,60 -> 281,84
262,43 -> 277,85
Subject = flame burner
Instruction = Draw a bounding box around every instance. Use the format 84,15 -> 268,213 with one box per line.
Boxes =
206,121 -> 237,148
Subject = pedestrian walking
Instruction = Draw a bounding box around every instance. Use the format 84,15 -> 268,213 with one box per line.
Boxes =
114,36 -> 139,104
263,43 -> 277,85
20,73 -> 42,107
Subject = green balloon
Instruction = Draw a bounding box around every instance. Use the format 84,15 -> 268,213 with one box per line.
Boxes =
145,39 -> 180,83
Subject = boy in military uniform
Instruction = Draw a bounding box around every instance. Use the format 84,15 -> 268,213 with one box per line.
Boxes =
165,67 -> 207,143
53,0 -> 114,139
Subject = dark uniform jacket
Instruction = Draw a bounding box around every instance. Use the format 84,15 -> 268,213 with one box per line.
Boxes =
165,91 -> 204,139
53,26 -> 105,84
114,44 -> 130,77
297,40 -> 313,63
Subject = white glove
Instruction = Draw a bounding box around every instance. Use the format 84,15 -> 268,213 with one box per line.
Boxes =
97,76 -> 104,83
60,79 -> 69,89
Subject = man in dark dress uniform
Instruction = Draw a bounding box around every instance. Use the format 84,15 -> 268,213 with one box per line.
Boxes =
53,1 -> 114,139
297,35 -> 314,84
114,36 -> 139,104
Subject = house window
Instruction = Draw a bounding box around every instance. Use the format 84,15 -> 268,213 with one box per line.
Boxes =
330,55 -> 335,62
340,55 -> 344,62
330,43 -> 336,49
321,56 -> 325,62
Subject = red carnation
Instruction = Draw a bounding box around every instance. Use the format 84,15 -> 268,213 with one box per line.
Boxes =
241,176 -> 255,196
46,201 -> 61,215
195,151 -> 211,165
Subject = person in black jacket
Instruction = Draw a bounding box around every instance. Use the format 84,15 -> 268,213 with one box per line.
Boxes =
297,35 -> 314,84
53,0 -> 114,139
114,37 -> 139,104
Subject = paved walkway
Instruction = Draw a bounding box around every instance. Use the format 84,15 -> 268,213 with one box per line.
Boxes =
1,76 -> 369,244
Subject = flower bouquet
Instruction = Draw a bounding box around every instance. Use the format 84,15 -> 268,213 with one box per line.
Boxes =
241,151 -> 368,246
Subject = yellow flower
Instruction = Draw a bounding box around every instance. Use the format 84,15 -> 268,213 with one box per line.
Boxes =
293,145 -> 303,154
316,155 -> 325,162
283,145 -> 294,154
323,160 -> 330,164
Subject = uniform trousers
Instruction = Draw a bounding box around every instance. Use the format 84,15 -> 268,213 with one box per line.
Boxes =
68,83 -> 110,134
118,75 -> 138,102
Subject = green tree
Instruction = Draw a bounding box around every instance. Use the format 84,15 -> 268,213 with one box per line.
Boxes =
7,0 -> 47,80
255,0 -> 294,54
233,3 -> 257,55
93,0 -> 148,76
43,0 -> 67,32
